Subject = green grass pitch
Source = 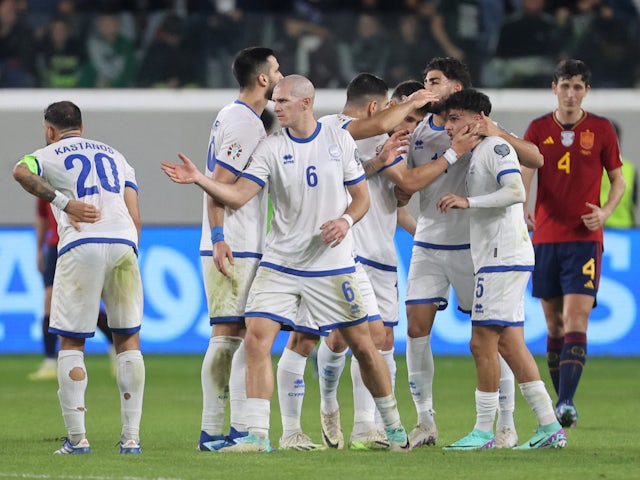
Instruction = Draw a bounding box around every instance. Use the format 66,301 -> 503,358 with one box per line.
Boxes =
1,354 -> 639,480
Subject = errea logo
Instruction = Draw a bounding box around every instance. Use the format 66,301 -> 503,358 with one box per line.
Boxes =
283,154 -> 294,164
415,140 -> 424,150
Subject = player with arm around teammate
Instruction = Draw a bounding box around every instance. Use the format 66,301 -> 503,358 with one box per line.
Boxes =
162,75 -> 410,453
13,101 -> 145,455
436,89 -> 566,450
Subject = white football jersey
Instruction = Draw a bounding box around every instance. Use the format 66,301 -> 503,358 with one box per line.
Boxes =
408,115 -> 471,247
242,122 -> 365,272
466,136 -> 534,271
199,100 -> 268,256
24,136 -> 138,254
318,113 -> 396,267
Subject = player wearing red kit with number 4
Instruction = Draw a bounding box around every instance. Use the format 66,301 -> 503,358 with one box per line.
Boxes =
522,59 -> 625,429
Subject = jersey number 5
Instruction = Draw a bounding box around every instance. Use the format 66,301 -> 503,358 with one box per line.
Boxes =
65,153 -> 121,197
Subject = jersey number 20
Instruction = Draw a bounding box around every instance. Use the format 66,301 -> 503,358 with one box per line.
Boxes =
65,153 -> 120,197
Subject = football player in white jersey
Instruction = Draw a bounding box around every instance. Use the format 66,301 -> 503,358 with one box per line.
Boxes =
162,74 -> 411,453
436,89 -> 566,450
360,57 -> 543,449
196,47 -> 283,451
13,101 -> 145,455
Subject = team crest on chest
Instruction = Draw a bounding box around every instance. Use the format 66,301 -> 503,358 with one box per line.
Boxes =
561,131 -> 575,147
328,144 -> 342,161
227,142 -> 243,160
580,130 -> 594,150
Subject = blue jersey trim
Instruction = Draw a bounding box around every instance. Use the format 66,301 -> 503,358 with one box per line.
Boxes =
58,238 -> 138,257
356,256 -> 397,272
240,171 -> 266,188
367,314 -> 382,322
286,122 -> 322,143
406,297 -> 448,311
476,265 -> 534,273
111,325 -> 142,335
345,173 -> 366,186
378,155 -> 403,174
234,99 -> 261,119
497,168 -> 521,183
48,327 -> 96,338
383,320 -> 399,328
471,319 -> 525,327
341,120 -> 351,130
428,115 -> 445,131
414,241 -> 470,251
244,311 -> 330,336
320,314 -> 368,332
124,181 -> 138,192
216,159 -> 241,177
259,262 -> 355,277
210,316 -> 245,325
200,250 -> 262,259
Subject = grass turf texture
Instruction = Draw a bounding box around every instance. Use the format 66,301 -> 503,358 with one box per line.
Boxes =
1,354 -> 639,480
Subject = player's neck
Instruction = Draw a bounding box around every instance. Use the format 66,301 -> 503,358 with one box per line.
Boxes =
554,108 -> 584,126
238,91 -> 268,116
431,113 -> 446,127
287,117 -> 318,139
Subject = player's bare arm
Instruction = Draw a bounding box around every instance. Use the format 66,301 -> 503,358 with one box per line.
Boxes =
346,89 -> 439,140
320,179 -> 370,248
384,124 -> 480,195
124,185 -> 142,242
520,165 -> 536,230
582,166 -> 626,231
210,165 -> 238,278
397,205 -> 417,236
13,163 -> 101,226
471,112 -> 544,169
362,130 -> 410,178
162,153 -> 262,210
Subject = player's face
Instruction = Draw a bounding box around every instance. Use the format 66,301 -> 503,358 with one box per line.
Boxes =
552,75 -> 590,113
394,111 -> 426,134
423,70 -> 461,113
264,55 -> 284,100
272,84 -> 304,128
444,109 -> 476,139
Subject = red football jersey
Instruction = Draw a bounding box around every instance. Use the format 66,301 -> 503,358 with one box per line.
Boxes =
37,198 -> 59,246
524,111 -> 621,244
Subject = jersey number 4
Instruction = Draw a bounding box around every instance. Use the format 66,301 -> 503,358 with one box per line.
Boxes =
65,153 -> 121,197
557,152 -> 570,174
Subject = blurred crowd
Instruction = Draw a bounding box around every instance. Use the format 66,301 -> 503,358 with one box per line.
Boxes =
1,0 -> 639,89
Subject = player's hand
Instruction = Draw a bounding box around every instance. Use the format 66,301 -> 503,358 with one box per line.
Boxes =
394,185 -> 412,206
213,240 -> 234,278
581,202 -> 607,231
450,123 -> 482,157
407,89 -> 439,109
437,193 -> 469,213
468,112 -> 501,138
379,130 -> 410,166
320,217 -> 350,248
524,208 -> 535,231
65,200 -> 101,231
161,153 -> 203,184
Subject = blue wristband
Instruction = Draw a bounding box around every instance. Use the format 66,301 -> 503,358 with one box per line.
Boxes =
211,226 -> 224,244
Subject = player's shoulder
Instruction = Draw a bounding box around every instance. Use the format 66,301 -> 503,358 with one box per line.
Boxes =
583,111 -> 615,129
480,136 -> 517,160
318,113 -> 351,128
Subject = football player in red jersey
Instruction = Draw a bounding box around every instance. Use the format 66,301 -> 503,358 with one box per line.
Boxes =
522,59 -> 625,428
